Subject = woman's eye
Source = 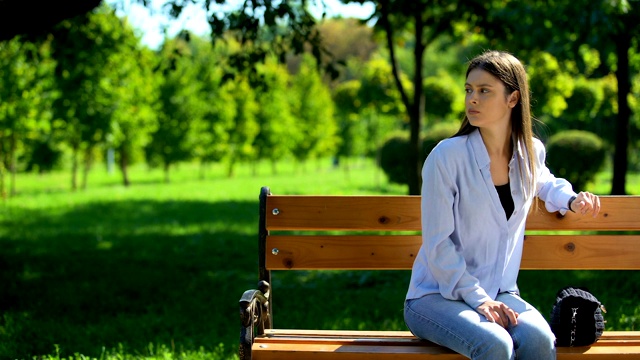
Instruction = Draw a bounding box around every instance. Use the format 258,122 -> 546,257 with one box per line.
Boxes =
481,89 -> 489,93
465,88 -> 472,94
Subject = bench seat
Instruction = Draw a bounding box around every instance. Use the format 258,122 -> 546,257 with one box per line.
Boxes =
252,330 -> 640,359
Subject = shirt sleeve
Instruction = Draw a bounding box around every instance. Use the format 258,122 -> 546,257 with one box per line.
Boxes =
421,148 -> 492,309
533,139 -> 576,213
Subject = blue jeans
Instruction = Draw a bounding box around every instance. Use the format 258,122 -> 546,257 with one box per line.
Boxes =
404,292 -> 556,360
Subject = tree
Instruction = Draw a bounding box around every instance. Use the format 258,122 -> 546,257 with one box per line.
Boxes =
333,79 -> 367,163
109,44 -> 160,186
314,17 -> 378,84
189,36 -> 236,178
50,4 -> 135,190
253,58 -> 298,174
355,57 -> 405,163
145,33 -> 207,182
290,54 -> 338,166
486,0 -> 640,194
0,37 -> 55,197
225,77 -> 259,177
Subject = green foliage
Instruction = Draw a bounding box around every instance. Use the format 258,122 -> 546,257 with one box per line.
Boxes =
527,52 -> 574,119
379,122 -> 458,186
145,35 -> 209,180
50,4 -> 143,189
379,131 -> 410,185
333,80 -> 366,159
290,54 -> 338,163
554,75 -> 617,144
546,130 -> 606,190
24,139 -> 63,173
0,35 -> 55,195
358,58 -> 405,117
333,75 -> 402,160
423,71 -> 460,123
253,58 -> 297,168
189,37 -> 237,171
226,77 -> 259,176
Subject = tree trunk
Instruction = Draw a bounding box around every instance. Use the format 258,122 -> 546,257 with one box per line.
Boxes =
9,131 -> 17,196
164,161 -> 171,183
81,147 -> 93,190
0,131 -> 5,199
611,34 -> 631,195
199,160 -> 206,180
408,10 -> 426,196
120,146 -> 130,187
379,0 -> 425,195
71,144 -> 78,191
227,158 -> 235,178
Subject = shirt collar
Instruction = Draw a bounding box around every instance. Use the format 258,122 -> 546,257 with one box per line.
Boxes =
469,129 -> 490,169
469,128 -> 526,170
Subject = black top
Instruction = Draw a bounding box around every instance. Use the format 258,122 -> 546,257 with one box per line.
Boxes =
495,183 -> 514,220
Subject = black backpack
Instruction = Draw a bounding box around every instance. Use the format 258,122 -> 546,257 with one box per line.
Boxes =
549,286 -> 606,347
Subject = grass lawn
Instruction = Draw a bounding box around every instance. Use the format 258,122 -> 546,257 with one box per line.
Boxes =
0,159 -> 638,359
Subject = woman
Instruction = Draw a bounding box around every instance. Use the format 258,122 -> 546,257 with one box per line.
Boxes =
403,50 -> 600,359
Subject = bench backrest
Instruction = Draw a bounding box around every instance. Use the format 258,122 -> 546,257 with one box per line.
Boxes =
259,186 -> 640,276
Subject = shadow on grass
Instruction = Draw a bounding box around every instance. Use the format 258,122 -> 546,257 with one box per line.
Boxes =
0,199 -> 258,358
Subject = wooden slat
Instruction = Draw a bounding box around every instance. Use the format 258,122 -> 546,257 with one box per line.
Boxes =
526,196 -> 640,231
266,235 -> 419,270
265,235 -> 640,270
253,343 -> 465,360
258,329 -> 640,344
521,235 -> 640,269
266,195 -> 421,231
252,330 -> 640,359
265,196 -> 640,231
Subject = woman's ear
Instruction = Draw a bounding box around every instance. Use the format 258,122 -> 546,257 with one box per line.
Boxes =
508,90 -> 520,108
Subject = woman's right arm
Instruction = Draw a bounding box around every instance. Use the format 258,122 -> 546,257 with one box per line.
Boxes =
421,149 -> 491,309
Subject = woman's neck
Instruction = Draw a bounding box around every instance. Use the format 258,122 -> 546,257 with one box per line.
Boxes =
479,126 -> 512,159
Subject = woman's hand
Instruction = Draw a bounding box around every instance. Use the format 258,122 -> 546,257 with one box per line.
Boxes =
477,300 -> 519,328
571,191 -> 601,217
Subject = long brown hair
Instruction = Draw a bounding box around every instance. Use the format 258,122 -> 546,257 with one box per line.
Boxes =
454,50 -> 537,203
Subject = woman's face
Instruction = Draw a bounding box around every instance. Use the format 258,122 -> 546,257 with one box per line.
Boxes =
464,68 -> 518,131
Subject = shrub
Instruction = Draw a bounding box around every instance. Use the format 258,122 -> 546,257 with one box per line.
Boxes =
545,130 -> 606,190
379,132 -> 410,185
379,123 -> 458,186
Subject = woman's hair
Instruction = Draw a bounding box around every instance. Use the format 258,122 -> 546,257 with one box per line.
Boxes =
454,50 -> 537,203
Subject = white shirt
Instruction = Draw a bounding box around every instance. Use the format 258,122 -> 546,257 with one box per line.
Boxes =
406,129 -> 576,309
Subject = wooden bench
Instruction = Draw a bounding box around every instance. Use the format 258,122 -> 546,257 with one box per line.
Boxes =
239,186 -> 640,359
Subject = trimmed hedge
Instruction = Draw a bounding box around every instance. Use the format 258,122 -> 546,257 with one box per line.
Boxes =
545,130 -> 606,191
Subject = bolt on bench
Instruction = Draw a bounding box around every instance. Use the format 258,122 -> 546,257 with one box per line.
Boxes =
239,186 -> 640,359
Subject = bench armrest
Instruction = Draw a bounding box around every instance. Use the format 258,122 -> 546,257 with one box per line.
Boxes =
239,280 -> 271,360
